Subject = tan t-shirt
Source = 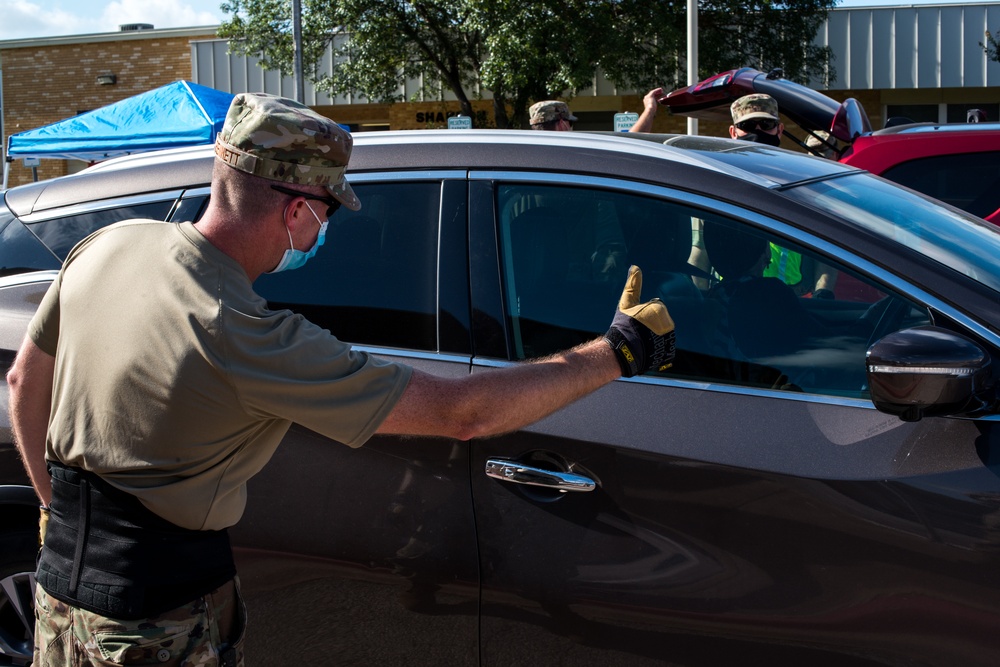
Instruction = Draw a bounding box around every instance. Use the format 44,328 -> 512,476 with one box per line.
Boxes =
29,220 -> 411,531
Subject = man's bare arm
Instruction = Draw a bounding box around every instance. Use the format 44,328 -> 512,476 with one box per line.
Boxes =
378,337 -> 621,440
379,265 -> 676,441
629,88 -> 665,134
7,336 -> 55,506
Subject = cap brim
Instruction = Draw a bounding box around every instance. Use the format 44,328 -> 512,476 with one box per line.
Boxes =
326,181 -> 361,211
567,113 -> 579,121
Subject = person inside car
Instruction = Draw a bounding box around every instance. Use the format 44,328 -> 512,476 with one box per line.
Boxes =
727,94 -> 836,298
7,92 -> 675,667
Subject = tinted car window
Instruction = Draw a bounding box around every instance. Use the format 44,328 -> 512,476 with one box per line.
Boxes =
27,201 -> 175,260
784,172 -> 1000,295
498,183 -> 931,398
171,196 -> 210,223
255,181 -> 440,351
881,152 -> 1000,219
0,213 -> 60,276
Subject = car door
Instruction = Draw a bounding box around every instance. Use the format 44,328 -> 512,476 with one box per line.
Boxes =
468,174 -> 1000,666
229,175 -> 480,665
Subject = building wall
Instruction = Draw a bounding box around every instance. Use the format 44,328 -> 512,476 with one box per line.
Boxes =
813,2 -> 1000,90
1,28 -> 215,187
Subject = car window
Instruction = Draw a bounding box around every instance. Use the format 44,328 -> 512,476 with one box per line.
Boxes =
26,201 -> 176,260
784,172 -> 1000,295
498,183 -> 932,399
881,152 -> 1000,219
0,213 -> 61,276
171,196 -> 210,223
255,181 -> 440,351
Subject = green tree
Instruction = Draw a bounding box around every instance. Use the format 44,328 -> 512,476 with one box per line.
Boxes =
219,0 -> 836,129
983,30 -> 1000,62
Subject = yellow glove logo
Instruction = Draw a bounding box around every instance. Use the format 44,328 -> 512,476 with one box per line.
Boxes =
620,344 -> 635,365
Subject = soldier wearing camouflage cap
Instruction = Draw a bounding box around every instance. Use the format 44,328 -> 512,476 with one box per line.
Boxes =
216,92 -> 361,211
529,100 -> 578,130
728,93 -> 784,147
15,93 -> 411,664
12,92 -> 675,664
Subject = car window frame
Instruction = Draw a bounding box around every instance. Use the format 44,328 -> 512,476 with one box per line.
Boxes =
469,170 -> 1000,411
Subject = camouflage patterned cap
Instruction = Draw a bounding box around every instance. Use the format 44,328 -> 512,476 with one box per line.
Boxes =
529,100 -> 578,126
215,92 -> 361,211
730,94 -> 780,125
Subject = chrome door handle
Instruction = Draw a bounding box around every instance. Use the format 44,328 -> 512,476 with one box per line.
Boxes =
485,459 -> 596,492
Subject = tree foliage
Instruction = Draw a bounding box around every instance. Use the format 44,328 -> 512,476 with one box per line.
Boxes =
984,30 -> 1000,62
219,0 -> 836,128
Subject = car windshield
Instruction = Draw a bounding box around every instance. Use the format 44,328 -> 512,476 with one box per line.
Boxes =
782,173 -> 1000,293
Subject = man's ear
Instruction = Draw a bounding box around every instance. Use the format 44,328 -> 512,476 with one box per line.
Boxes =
728,126 -> 739,139
283,197 -> 310,232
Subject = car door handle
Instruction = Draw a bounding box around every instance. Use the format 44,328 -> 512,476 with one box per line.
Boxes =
485,459 -> 596,492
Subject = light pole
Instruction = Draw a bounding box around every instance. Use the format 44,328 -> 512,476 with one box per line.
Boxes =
687,0 -> 699,136
292,0 -> 305,103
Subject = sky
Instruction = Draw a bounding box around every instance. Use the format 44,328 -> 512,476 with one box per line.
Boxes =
0,0 -> 984,41
0,0 -> 226,40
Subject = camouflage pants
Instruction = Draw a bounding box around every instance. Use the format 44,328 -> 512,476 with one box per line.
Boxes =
33,577 -> 246,666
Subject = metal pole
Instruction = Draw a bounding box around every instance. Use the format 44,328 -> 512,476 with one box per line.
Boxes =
687,0 -> 699,136
292,0 -> 305,103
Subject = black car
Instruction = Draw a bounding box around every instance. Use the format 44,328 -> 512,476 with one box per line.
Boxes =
2,130 -> 1000,666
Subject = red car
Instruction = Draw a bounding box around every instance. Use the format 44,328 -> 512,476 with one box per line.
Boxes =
660,68 -> 1000,223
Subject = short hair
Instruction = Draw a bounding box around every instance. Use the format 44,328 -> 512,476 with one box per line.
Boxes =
212,160 -> 287,218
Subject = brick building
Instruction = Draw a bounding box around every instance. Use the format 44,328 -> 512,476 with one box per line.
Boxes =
1,26 -> 217,186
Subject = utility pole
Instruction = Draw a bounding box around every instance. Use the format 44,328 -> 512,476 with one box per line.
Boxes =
687,0 -> 699,136
292,0 -> 305,103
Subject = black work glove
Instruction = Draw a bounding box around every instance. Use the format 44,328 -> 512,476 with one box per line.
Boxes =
604,265 -> 676,377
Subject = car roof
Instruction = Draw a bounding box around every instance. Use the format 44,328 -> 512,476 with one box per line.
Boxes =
3,129 -> 855,219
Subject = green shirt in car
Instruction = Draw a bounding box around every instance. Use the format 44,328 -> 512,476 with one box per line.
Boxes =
29,220 -> 411,531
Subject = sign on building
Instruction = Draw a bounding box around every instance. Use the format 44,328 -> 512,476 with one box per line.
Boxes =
613,112 -> 639,132
448,115 -> 473,130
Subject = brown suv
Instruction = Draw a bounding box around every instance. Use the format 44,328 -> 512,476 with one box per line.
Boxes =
2,129 -> 1000,665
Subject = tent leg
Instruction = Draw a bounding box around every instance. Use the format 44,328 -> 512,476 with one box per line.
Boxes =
2,160 -> 9,190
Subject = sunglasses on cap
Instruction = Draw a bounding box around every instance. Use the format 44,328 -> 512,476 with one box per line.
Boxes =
270,184 -> 342,215
736,118 -> 779,133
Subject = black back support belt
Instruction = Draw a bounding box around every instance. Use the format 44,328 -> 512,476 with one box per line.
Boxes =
38,461 -> 236,619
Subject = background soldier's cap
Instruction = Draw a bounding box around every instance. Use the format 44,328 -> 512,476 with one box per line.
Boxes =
215,92 -> 361,211
730,94 -> 781,125
529,100 -> 578,126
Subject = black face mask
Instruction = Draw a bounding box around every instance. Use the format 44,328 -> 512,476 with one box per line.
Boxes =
738,131 -> 782,148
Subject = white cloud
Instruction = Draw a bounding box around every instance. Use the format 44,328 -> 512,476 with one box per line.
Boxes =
0,0 -> 223,40
99,0 -> 222,32
1,0 -> 103,39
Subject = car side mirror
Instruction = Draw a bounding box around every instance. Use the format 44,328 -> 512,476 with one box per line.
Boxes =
866,326 -> 995,422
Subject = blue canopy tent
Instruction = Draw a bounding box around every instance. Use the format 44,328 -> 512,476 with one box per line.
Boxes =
3,80 -> 233,188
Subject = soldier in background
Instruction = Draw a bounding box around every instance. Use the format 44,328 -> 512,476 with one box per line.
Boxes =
529,100 -> 577,131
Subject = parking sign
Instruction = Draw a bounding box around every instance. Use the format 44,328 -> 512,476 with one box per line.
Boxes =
613,112 -> 639,132
448,115 -> 472,130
